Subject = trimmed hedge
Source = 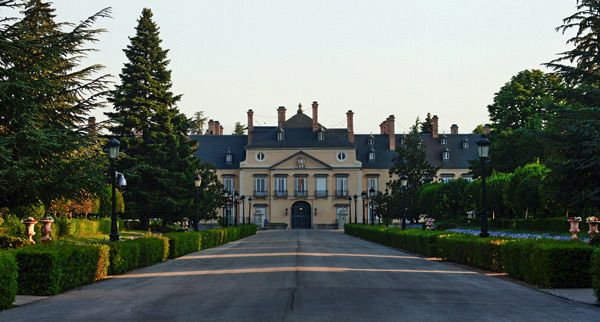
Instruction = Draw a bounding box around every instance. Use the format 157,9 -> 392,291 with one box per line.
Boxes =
166,225 -> 257,259
0,252 -> 17,310
592,249 -> 600,303
14,244 -> 110,295
107,236 -> 169,275
0,234 -> 30,249
345,224 -> 594,288
488,218 -> 567,233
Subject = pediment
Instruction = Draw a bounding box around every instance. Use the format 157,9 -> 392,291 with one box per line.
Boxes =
270,151 -> 332,170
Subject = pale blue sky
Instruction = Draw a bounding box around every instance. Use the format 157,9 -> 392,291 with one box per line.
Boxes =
48,0 -> 575,134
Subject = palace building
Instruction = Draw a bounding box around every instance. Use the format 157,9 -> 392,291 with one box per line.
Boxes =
192,102 -> 484,229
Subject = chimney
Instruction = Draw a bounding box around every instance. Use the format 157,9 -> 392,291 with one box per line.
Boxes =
312,101 -> 319,132
214,121 -> 221,136
451,124 -> 458,135
432,115 -> 439,139
387,115 -> 396,150
483,124 -> 491,135
380,121 -> 388,135
219,125 -> 224,135
346,110 -> 355,143
247,109 -> 254,144
87,117 -> 96,136
208,119 -> 214,135
277,106 -> 286,128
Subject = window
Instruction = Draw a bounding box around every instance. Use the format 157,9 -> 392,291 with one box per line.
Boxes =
274,177 -> 287,197
254,176 -> 267,197
315,176 -> 327,197
295,177 -> 307,197
367,177 -> 378,196
253,206 -> 267,227
336,152 -> 346,162
462,140 -> 469,149
336,205 -> 349,223
443,151 -> 450,160
368,136 -> 374,145
441,136 -> 447,145
225,149 -> 233,165
318,131 -> 324,141
256,152 -> 265,161
223,177 -> 234,194
277,130 -> 284,141
335,176 -> 348,197
441,177 -> 453,183
461,175 -> 473,182
368,147 -> 376,162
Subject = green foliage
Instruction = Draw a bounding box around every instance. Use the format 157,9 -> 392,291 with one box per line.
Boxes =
592,249 -> 600,303
420,113 -> 433,134
415,180 -> 474,219
488,218 -> 568,233
191,111 -> 207,135
107,236 -> 168,275
0,234 -> 30,249
15,244 -> 110,295
506,162 -> 550,217
232,122 -> 247,135
0,252 -> 17,309
165,225 -> 256,259
97,185 -> 125,217
0,0 -> 111,210
345,224 -> 593,288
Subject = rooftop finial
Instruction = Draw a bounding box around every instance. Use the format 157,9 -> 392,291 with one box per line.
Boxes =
298,103 -> 303,113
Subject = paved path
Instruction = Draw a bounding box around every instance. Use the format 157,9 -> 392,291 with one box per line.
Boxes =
2,230 -> 600,322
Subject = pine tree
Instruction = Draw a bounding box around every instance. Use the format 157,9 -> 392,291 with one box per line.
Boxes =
232,122 -> 247,135
0,0 -> 110,210
388,118 -> 438,221
420,113 -> 433,134
191,111 -> 207,135
107,8 -> 207,227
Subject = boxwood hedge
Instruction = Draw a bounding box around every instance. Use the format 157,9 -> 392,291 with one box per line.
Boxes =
0,252 -> 17,310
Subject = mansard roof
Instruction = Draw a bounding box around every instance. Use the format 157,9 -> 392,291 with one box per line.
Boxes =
191,134 -> 247,169
247,126 -> 354,148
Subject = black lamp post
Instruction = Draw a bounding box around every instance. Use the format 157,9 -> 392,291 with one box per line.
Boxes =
223,189 -> 230,227
240,195 -> 246,225
108,138 -> 120,242
361,191 -> 367,224
194,175 -> 202,231
353,194 -> 358,223
400,174 -> 408,229
247,197 -> 253,224
234,191 -> 239,226
476,135 -> 491,238
347,196 -> 353,224
369,187 -> 375,225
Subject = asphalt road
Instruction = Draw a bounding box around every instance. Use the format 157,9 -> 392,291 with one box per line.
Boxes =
2,230 -> 600,322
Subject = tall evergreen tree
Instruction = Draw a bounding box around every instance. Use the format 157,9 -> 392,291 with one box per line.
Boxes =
0,0 -> 110,210
232,122 -> 246,135
191,111 -> 207,135
544,0 -> 600,212
107,8 -> 209,227
388,118 -> 438,221
420,113 -> 433,134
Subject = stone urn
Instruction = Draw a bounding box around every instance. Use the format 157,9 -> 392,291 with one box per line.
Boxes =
425,218 -> 436,230
568,217 -> 582,240
40,216 -> 54,243
181,218 -> 189,231
23,217 -> 38,244
586,217 -> 600,239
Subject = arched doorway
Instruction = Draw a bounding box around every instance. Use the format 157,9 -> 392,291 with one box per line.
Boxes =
291,201 -> 312,229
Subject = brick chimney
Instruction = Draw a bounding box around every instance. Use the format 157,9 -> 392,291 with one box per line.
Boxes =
87,117 -> 96,136
312,101 -> 319,132
219,125 -> 224,135
451,124 -> 458,135
214,121 -> 221,136
432,115 -> 439,139
483,124 -> 491,135
387,115 -> 396,150
380,121 -> 388,135
277,106 -> 286,128
247,109 -> 254,144
207,119 -> 214,135
346,110 -> 355,143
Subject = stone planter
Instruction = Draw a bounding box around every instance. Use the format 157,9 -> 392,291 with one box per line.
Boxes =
587,221 -> 599,239
425,218 -> 436,230
23,217 -> 38,244
40,216 -> 54,244
568,217 -> 581,241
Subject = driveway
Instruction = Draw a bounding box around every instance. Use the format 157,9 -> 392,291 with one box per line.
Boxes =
1,230 -> 599,321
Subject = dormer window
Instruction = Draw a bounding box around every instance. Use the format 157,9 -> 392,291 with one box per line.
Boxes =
318,131 -> 325,141
369,147 -> 376,162
462,139 -> 469,149
368,134 -> 375,146
441,135 -> 447,145
225,147 -> 233,165
399,137 -> 405,146
442,148 -> 450,160
277,127 -> 285,141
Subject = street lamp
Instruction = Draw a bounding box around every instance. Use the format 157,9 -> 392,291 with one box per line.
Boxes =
194,175 -> 202,231
347,196 -> 353,224
240,195 -> 246,225
369,187 -> 375,225
108,138 -> 120,242
361,191 -> 367,224
353,194 -> 358,223
400,174 -> 408,229
476,135 -> 491,238
247,196 -> 253,225
223,189 -> 230,227
234,191 -> 239,226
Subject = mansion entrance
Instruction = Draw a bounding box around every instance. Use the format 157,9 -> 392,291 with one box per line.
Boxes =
291,201 -> 311,229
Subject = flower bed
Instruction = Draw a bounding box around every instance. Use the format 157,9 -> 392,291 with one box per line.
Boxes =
446,228 -> 577,241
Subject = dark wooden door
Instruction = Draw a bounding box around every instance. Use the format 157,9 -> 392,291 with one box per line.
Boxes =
291,201 -> 311,229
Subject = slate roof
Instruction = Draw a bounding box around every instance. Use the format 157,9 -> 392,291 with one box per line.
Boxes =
191,134 -> 247,169
247,126 -> 354,148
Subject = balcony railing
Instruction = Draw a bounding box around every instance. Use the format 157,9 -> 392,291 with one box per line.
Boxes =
315,190 -> 328,198
294,190 -> 308,198
335,189 -> 349,198
254,191 -> 268,198
274,190 -> 288,198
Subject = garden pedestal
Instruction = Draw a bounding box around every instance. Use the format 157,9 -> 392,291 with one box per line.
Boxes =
587,221 -> 599,239
568,218 -> 581,241
40,216 -> 54,243
23,217 -> 38,244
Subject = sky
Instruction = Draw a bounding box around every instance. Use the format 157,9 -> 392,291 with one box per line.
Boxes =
45,0 -> 576,134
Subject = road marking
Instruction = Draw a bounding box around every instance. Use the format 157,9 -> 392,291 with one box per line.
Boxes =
178,252 -> 420,260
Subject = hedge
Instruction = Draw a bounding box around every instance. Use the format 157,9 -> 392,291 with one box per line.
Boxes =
592,249 -> 600,303
14,244 -> 110,295
166,225 -> 257,259
0,252 -> 17,310
345,224 -> 594,288
107,236 -> 169,275
0,234 -> 30,249
488,218 -> 567,233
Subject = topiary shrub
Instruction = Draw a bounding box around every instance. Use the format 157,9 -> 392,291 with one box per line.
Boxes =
0,252 -> 17,310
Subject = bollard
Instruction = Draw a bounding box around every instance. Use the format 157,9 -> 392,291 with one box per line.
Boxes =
40,216 -> 54,243
23,217 -> 38,244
